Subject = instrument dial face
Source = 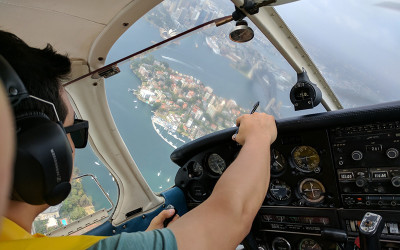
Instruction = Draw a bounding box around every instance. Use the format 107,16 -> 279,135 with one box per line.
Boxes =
271,149 -> 287,175
292,146 -> 320,173
299,178 -> 325,203
272,237 -> 291,250
299,238 -> 322,250
188,162 -> 203,178
207,153 -> 226,175
269,179 -> 292,201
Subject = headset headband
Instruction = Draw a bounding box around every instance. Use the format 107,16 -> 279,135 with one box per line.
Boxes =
0,54 -> 29,106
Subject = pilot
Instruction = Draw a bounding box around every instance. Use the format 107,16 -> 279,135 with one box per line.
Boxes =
0,30 -> 176,247
0,30 -> 277,249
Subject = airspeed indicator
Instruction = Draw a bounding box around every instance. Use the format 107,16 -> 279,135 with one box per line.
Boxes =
207,153 -> 226,175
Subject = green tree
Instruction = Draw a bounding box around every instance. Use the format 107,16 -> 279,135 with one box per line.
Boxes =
33,219 -> 48,234
161,61 -> 169,69
70,207 -> 87,221
79,195 -> 91,207
151,102 -> 161,111
165,78 -> 173,87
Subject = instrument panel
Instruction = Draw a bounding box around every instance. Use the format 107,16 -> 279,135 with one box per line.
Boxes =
171,101 -> 400,249
266,130 -> 340,208
175,129 -> 340,209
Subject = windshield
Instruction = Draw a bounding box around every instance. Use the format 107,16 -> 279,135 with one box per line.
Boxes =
96,0 -> 326,191
276,0 -> 400,108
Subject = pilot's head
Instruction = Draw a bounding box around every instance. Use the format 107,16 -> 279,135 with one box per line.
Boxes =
0,30 -> 78,207
0,30 -> 70,124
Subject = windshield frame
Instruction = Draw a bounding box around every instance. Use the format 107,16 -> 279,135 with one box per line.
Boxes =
231,0 -> 343,111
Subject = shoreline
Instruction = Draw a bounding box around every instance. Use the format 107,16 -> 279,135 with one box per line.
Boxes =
130,86 -> 188,148
151,116 -> 178,149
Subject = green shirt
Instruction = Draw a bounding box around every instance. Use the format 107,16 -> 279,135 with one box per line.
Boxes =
86,228 -> 177,250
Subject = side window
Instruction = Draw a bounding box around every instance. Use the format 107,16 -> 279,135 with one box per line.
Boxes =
33,145 -> 118,235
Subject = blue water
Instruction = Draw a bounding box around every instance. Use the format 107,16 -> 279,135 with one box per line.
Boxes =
104,19 -> 262,192
108,19 -> 272,110
74,147 -> 118,210
105,63 -> 180,191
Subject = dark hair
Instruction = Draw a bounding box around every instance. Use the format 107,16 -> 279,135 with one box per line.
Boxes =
0,30 -> 71,122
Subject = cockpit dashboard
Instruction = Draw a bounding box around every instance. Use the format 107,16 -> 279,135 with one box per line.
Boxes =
172,101 -> 400,249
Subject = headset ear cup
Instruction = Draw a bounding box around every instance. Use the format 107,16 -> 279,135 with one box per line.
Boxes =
13,150 -> 46,205
13,112 -> 73,205
45,182 -> 71,206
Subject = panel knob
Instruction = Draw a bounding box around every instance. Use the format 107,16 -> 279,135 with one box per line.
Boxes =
391,176 -> 400,187
351,150 -> 363,161
386,148 -> 399,159
356,176 -> 367,187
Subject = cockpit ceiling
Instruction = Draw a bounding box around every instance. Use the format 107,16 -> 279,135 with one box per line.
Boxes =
0,0 -> 159,63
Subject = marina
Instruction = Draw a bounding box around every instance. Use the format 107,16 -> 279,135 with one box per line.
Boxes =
151,116 -> 178,149
150,114 -> 188,150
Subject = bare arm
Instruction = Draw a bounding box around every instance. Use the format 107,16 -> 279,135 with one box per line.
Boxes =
169,113 -> 277,250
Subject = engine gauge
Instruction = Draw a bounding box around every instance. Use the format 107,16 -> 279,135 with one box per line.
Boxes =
269,179 -> 292,201
299,238 -> 322,250
299,178 -> 325,204
292,146 -> 320,173
187,161 -> 203,178
272,237 -> 291,250
207,153 -> 226,175
271,149 -> 287,175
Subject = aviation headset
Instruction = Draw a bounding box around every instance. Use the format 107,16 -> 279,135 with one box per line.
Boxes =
0,54 -> 73,206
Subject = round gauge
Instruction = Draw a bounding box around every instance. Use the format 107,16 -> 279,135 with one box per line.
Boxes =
292,146 -> 320,173
188,161 -> 203,178
189,180 -> 208,202
269,179 -> 292,201
271,149 -> 287,175
272,237 -> 291,250
207,153 -> 226,175
299,238 -> 322,250
299,178 -> 325,203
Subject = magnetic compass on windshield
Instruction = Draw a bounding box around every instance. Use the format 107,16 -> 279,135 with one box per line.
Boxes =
207,153 -> 226,175
291,146 -> 321,173
298,178 -> 325,204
